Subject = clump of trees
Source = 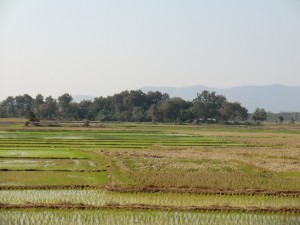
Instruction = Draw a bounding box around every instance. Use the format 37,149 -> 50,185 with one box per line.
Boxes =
0,90 -> 255,123
252,108 -> 267,124
192,90 -> 248,123
267,112 -> 299,124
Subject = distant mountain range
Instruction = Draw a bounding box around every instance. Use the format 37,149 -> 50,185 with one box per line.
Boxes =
141,84 -> 300,113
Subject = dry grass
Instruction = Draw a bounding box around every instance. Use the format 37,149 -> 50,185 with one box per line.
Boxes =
100,128 -> 300,190
103,144 -> 300,173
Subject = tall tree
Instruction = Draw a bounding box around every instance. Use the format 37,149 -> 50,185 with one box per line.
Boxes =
71,100 -> 93,120
147,104 -> 163,122
146,91 -> 164,106
278,116 -> 284,124
124,90 -> 147,109
58,93 -> 73,119
15,94 -> 33,117
220,102 -> 248,123
252,108 -> 267,123
192,90 -> 226,121
160,97 -> 189,122
33,94 -> 45,118
34,94 -> 44,108
0,96 -> 16,117
44,96 -> 58,119
132,107 -> 146,122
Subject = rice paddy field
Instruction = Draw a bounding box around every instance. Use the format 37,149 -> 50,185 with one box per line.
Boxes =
0,119 -> 299,224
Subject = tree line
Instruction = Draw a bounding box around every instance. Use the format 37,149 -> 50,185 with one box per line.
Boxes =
0,90 -> 268,123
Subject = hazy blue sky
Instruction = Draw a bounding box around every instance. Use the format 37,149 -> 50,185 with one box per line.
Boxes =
0,0 -> 300,99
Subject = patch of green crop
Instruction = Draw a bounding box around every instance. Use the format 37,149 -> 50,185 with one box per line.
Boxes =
0,134 -> 246,150
0,149 -> 86,159
1,189 -> 299,208
0,158 -> 99,171
0,209 -> 299,225
0,171 -> 108,186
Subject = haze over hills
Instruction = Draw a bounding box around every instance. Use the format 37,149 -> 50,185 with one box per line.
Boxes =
141,84 -> 300,113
